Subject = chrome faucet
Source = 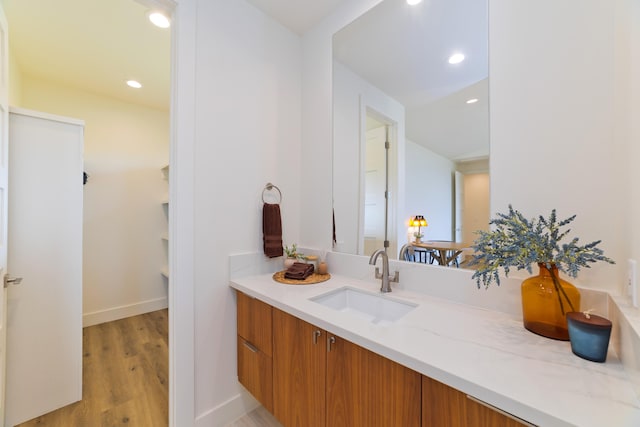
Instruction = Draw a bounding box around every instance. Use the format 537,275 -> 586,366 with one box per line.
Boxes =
369,249 -> 399,293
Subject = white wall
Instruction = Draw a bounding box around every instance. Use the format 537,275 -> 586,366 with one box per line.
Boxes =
182,0 -> 302,424
405,139 -> 454,241
7,45 -> 22,105
332,60 -> 365,254
300,0 -> 383,254
168,0 -> 639,424
301,0 -> 633,291
490,0 -> 629,290
17,76 -> 170,324
332,60 -> 404,255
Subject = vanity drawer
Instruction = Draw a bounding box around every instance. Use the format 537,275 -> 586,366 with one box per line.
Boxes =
422,376 -> 532,427
236,290 -> 272,356
238,337 -> 273,413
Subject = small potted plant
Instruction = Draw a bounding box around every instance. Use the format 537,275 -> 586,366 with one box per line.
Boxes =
469,205 -> 614,340
283,244 -> 305,269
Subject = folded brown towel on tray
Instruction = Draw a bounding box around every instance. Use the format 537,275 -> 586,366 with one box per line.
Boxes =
284,262 -> 314,280
263,203 -> 283,258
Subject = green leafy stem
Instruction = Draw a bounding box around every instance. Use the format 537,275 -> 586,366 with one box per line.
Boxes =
547,264 -> 576,315
470,205 -> 615,290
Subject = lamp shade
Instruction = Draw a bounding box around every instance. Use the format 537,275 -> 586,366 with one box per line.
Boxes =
411,215 -> 427,227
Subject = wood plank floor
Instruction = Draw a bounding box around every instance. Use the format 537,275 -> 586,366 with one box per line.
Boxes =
16,309 -> 168,427
227,406 -> 282,427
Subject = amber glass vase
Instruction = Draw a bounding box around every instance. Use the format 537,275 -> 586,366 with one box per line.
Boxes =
521,263 -> 581,341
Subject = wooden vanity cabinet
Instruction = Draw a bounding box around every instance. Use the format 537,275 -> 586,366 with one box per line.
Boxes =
272,308 -> 421,427
272,308 -> 326,426
326,335 -> 421,426
236,291 -> 532,427
422,376 -> 531,427
236,291 -> 273,412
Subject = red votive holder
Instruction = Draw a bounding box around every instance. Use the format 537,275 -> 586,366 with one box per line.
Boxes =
566,312 -> 612,363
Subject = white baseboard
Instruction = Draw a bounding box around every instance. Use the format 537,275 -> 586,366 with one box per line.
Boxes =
83,296 -> 168,327
195,389 -> 259,427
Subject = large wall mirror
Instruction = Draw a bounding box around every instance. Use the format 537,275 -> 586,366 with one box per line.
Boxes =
332,0 -> 489,265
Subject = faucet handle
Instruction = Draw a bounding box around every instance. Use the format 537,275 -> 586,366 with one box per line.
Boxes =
390,271 -> 399,283
374,267 -> 383,280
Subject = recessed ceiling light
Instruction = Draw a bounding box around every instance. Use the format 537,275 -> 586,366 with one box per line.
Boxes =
406,0 -> 423,5
466,98 -> 479,104
448,53 -> 465,64
127,80 -> 142,89
148,11 -> 171,28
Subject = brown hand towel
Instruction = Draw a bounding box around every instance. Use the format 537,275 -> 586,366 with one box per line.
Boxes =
284,262 -> 314,280
263,203 -> 283,258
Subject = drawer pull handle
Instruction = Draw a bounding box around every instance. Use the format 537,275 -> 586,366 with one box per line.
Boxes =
243,341 -> 259,353
465,395 -> 535,427
313,330 -> 322,344
327,336 -> 336,352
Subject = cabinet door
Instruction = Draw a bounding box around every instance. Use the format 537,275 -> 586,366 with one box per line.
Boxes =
237,291 -> 272,356
465,395 -> 532,427
236,291 -> 273,411
422,376 -> 531,427
273,309 -> 326,427
327,336 -> 421,427
422,375 -> 468,427
238,337 -> 273,413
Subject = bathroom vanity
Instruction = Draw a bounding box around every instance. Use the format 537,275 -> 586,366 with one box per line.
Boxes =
230,271 -> 640,427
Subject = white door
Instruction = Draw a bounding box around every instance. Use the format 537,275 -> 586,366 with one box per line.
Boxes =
6,108 -> 84,426
454,171 -> 463,241
363,126 -> 387,255
0,4 -> 9,424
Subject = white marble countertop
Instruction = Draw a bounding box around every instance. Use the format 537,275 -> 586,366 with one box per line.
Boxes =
230,273 -> 640,427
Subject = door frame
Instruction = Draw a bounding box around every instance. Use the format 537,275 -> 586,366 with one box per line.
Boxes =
134,0 -> 196,425
166,0 -> 196,426
131,0 -> 194,424
0,3 -> 8,423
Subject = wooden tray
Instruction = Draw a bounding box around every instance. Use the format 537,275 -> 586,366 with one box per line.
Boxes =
272,270 -> 331,285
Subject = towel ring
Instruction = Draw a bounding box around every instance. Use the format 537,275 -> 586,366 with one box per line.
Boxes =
262,183 -> 282,204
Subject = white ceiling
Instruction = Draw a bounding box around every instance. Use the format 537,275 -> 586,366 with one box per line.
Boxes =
334,0 -> 488,108
3,0 -> 341,111
2,0 -> 488,161
334,0 -> 489,161
4,0 -> 171,110
244,0 -> 347,35
245,0 -> 490,161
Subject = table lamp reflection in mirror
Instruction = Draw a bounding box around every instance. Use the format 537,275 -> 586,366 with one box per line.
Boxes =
410,215 -> 428,243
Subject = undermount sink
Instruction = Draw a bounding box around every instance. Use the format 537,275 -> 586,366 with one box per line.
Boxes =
310,286 -> 417,325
